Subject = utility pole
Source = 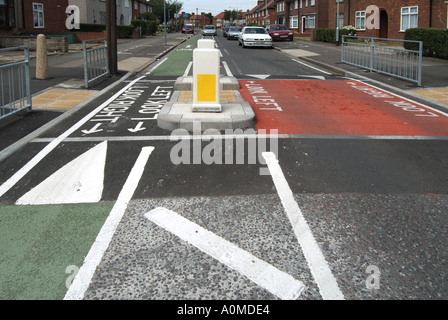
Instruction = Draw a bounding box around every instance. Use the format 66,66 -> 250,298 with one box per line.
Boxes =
164,0 -> 167,46
336,0 -> 340,46
106,0 -> 118,75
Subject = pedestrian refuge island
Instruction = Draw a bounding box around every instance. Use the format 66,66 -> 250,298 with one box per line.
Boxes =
157,38 -> 255,132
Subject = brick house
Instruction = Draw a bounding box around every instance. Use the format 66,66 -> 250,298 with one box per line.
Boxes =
213,11 -> 225,28
22,0 -> 69,33
131,0 -> 153,20
271,0 -> 448,39
327,0 -> 448,40
246,0 -> 276,26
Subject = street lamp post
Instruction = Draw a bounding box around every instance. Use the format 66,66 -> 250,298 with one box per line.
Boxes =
164,0 -> 167,46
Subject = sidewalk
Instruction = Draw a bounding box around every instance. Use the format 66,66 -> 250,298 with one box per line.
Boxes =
273,39 -> 448,111
0,33 -> 191,160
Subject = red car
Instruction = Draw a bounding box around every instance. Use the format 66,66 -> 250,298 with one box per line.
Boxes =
182,24 -> 194,34
266,24 -> 294,41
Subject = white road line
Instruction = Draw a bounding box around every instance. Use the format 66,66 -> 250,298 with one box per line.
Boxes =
183,61 -> 193,76
0,76 -> 145,199
64,146 -> 154,300
31,134 -> 448,144
292,58 -> 332,75
222,61 -> 233,77
146,57 -> 168,75
262,152 -> 345,300
351,79 -> 448,118
145,207 -> 306,300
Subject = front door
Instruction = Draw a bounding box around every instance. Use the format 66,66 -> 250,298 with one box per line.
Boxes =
379,10 -> 388,39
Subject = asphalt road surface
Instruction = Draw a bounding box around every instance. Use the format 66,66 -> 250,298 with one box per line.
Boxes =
0,31 -> 447,304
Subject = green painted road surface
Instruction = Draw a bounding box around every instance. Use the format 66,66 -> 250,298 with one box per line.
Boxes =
150,35 -> 201,76
0,202 -> 114,299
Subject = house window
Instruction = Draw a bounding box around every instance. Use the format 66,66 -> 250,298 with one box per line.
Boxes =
33,3 -> 44,28
125,0 -> 129,7
401,6 -> 418,31
290,15 -> 298,29
338,13 -> 344,29
311,0 -> 315,6
355,11 -> 366,30
305,15 -> 315,28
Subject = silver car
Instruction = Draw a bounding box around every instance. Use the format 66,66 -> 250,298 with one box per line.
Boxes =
202,25 -> 217,37
227,26 -> 243,40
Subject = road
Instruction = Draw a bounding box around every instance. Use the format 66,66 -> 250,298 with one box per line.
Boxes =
0,31 -> 447,303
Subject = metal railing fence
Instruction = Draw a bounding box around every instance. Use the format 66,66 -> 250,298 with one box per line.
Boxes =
0,46 -> 31,120
83,39 -> 109,88
341,35 -> 423,86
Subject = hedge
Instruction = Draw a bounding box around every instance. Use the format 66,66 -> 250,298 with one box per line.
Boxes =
315,28 -> 352,43
79,23 -> 107,32
404,28 -> 448,60
131,20 -> 158,36
78,23 -> 134,39
117,25 -> 134,38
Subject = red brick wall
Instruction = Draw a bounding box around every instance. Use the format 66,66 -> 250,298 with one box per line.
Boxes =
74,31 -> 107,43
23,0 -> 69,34
327,0 -> 447,39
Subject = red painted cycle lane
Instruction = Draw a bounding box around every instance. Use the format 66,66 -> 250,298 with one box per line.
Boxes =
239,79 -> 448,136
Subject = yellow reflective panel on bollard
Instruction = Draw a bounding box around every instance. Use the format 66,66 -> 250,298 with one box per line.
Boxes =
192,47 -> 221,112
197,74 -> 216,102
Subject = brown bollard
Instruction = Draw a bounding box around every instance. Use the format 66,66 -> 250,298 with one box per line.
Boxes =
36,34 -> 49,79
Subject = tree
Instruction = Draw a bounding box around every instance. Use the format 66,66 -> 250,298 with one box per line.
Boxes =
151,0 -> 184,23
224,9 -> 242,23
205,13 -> 213,25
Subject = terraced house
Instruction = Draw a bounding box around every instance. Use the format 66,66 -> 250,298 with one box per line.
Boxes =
247,0 -> 447,39
0,0 -> 153,35
327,0 -> 448,40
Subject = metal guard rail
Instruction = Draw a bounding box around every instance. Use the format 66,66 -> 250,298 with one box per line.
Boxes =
83,39 -> 109,88
341,35 -> 423,86
0,46 -> 32,120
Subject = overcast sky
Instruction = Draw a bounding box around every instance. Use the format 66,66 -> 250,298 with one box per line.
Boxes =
180,0 -> 262,16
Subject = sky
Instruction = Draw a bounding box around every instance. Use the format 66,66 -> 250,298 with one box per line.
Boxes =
179,0 -> 262,16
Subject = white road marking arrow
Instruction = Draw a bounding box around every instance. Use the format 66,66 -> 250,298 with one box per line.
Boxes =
81,123 -> 103,135
128,122 -> 146,133
16,141 -> 108,205
246,74 -> 270,80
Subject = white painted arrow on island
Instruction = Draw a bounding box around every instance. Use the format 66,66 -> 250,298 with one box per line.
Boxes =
81,123 -> 103,135
128,122 -> 146,133
16,141 -> 108,205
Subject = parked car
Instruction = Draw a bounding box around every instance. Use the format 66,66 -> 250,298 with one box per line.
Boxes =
182,24 -> 194,34
227,26 -> 242,40
202,25 -> 217,36
238,26 -> 273,48
223,23 -> 232,37
265,24 -> 294,41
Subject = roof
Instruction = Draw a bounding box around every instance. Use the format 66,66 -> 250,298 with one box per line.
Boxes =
214,12 -> 225,19
248,0 -> 275,15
